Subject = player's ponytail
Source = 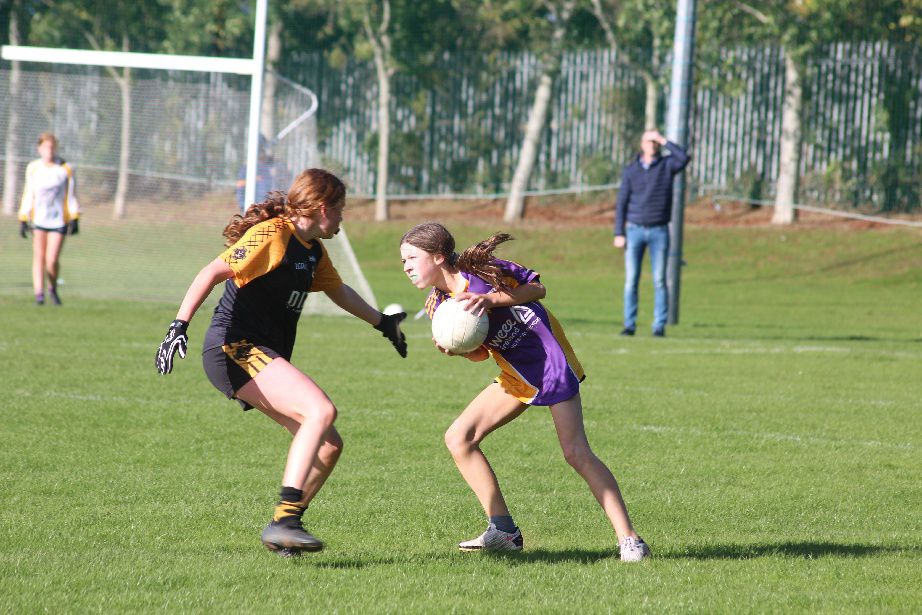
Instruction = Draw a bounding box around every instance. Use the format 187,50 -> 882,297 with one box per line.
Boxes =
456,233 -> 514,290
223,168 -> 346,246
222,191 -> 288,246
401,222 -> 513,290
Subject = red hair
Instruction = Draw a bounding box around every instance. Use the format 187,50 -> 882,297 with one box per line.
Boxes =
223,168 -> 346,246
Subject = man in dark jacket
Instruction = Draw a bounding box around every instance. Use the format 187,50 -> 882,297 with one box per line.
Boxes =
235,136 -> 292,213
613,129 -> 690,337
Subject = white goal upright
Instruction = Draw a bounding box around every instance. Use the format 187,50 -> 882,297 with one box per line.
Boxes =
0,5 -> 376,315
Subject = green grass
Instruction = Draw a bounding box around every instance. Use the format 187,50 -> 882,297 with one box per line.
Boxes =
2,211 -> 921,613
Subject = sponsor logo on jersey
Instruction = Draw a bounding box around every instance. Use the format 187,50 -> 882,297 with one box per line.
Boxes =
488,305 -> 538,349
232,247 -> 247,260
295,262 -> 307,270
511,305 -> 535,325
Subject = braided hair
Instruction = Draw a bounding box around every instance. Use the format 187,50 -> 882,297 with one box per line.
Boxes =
400,222 -> 513,290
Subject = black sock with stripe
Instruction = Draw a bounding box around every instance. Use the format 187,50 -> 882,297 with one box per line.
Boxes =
273,487 -> 305,527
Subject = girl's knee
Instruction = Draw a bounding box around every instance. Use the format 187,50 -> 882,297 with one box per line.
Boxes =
302,400 -> 337,429
561,443 -> 594,471
444,423 -> 476,455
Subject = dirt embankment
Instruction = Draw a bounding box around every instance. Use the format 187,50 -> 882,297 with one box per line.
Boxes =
344,195 -> 912,231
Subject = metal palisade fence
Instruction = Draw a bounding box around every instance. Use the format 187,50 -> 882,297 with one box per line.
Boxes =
285,42 -> 921,212
2,42 -> 919,213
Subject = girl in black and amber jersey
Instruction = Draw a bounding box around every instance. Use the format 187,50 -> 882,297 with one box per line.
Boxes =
155,168 -> 406,555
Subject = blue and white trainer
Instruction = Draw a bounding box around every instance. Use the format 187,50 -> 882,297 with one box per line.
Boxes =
458,523 -> 523,552
619,536 -> 651,562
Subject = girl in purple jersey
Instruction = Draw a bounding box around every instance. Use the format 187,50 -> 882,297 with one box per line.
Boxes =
399,222 -> 650,562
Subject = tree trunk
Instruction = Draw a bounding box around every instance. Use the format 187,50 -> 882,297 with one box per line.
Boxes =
504,1 -> 574,222
643,71 -> 658,130
773,50 -> 801,225
112,37 -> 132,219
261,19 -> 282,140
504,72 -> 554,222
373,59 -> 390,222
362,3 -> 393,221
2,1 -> 22,216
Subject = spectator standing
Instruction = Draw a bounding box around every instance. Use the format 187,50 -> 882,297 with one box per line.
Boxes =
613,129 -> 690,337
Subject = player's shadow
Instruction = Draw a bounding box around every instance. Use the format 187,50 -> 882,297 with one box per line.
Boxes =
287,555 -> 403,569
484,548 -> 613,565
664,541 -> 910,560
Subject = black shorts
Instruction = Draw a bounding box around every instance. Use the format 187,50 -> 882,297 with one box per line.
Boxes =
33,224 -> 67,234
202,340 -> 282,410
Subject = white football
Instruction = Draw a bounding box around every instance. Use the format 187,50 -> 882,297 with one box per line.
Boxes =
431,298 -> 489,354
382,303 -> 404,315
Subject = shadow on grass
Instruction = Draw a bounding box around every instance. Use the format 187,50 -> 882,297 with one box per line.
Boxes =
664,541 -> 912,560
278,555 -> 403,569
483,548 -> 613,565
283,549 -> 616,568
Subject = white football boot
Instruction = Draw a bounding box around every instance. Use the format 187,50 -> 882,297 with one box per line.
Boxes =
458,523 -> 524,552
618,536 -> 651,562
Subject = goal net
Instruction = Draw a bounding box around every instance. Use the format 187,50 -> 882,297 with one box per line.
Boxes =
0,51 -> 376,315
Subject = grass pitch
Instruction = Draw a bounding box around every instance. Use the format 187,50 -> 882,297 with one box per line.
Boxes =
1,208 -> 920,613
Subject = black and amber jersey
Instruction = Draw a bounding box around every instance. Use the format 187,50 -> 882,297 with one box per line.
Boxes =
203,217 -> 343,357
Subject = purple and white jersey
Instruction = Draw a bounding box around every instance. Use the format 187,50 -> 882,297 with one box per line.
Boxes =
424,259 -> 585,406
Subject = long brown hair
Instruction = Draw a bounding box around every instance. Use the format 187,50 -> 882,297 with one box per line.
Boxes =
223,168 -> 346,246
400,222 -> 513,290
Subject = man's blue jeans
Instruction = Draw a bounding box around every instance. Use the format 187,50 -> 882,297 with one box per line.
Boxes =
623,222 -> 669,332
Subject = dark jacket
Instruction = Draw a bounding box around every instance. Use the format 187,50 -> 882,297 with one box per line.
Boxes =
614,142 -> 690,236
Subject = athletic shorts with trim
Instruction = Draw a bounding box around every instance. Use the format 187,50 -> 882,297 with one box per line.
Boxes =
33,224 -> 68,234
202,340 -> 281,410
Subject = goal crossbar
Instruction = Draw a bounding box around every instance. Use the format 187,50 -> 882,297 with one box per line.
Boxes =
2,0 -> 269,206
1,45 -> 256,75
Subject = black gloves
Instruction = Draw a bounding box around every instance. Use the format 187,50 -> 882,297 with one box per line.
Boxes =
19,221 -> 30,239
374,311 -> 407,358
69,219 -> 79,235
155,319 -> 189,374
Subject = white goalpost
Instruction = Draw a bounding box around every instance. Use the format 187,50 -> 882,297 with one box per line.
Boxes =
2,0 -> 266,210
0,0 -> 376,314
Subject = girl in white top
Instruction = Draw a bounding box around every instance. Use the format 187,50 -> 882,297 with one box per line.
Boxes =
18,132 -> 80,305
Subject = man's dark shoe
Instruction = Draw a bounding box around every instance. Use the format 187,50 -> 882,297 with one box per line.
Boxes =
653,328 -> 665,337
619,328 -> 635,337
261,519 -> 324,554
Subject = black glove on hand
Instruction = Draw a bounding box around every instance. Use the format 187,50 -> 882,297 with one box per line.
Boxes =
19,221 -> 30,239
374,312 -> 407,358
69,219 -> 79,235
155,319 -> 189,374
